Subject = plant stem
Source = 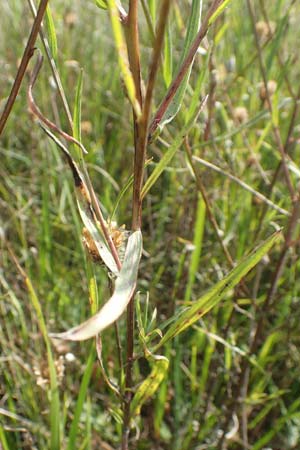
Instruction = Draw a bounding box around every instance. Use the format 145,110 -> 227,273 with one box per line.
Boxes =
133,0 -> 172,229
148,0 -> 225,139
122,2 -> 142,448
122,2 -> 171,447
0,0 -> 49,135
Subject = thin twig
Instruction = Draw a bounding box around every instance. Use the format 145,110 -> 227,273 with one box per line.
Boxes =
184,139 -> 235,268
193,156 -> 290,217
0,0 -> 49,135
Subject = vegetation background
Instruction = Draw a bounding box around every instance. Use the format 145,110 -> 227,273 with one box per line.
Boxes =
1,0 -> 300,449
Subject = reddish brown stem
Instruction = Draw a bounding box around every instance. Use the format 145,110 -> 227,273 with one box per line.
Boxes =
0,0 -> 49,135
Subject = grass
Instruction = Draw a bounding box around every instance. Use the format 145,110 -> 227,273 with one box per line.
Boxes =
1,0 -> 300,449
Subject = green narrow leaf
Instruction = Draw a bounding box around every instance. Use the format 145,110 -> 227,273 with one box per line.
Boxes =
45,6 -> 58,61
94,0 -> 108,9
184,195 -> 206,302
106,0 -> 141,118
214,22 -> 228,45
24,276 -> 60,450
163,18 -> 172,87
208,0 -> 232,25
141,96 -> 207,199
0,425 -> 10,450
130,354 -> 169,418
251,398 -> 300,450
148,0 -> 156,22
50,230 -> 143,341
67,347 -> 96,450
272,90 -> 279,127
159,0 -> 202,128
155,230 -> 281,349
73,69 -> 83,143
266,14 -> 288,74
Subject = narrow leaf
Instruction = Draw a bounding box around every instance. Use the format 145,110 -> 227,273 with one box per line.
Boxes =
159,0 -> 202,128
163,19 -> 173,87
106,0 -> 141,118
130,354 -> 169,418
45,6 -> 58,61
184,195 -> 206,302
50,230 -> 143,341
9,253 -> 61,450
155,230 -> 281,349
95,0 -> 108,9
73,69 -> 83,143
208,0 -> 232,25
66,347 -> 96,450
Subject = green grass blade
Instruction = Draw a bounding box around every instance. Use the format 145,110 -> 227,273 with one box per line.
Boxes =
266,14 -> 288,74
208,0 -> 232,26
95,0 -> 108,9
148,0 -> 156,22
45,5 -> 58,61
0,425 -> 10,450
24,275 -> 61,450
73,69 -> 83,143
184,195 -> 206,303
67,346 -> 96,450
155,230 -> 281,349
251,398 -> 300,450
106,0 -> 141,118
163,19 -> 172,87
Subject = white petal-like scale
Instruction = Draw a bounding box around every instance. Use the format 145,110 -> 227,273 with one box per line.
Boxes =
50,230 -> 142,341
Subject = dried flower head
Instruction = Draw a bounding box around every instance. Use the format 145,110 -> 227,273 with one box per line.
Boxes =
81,121 -> 93,135
33,356 -> 65,390
233,106 -> 249,124
259,80 -> 277,101
64,11 -> 77,28
82,221 -> 128,265
255,20 -> 275,41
